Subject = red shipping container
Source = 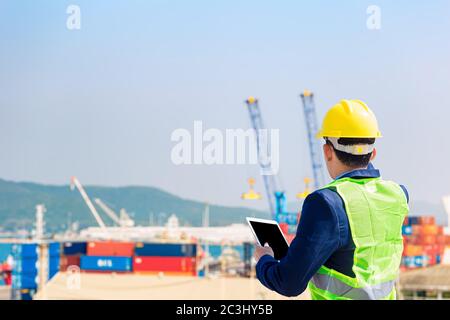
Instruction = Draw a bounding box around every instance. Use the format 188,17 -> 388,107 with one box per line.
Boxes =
60,255 -> 81,271
437,226 -> 444,235
87,241 -> 134,257
446,235 -> 450,245
419,216 -> 435,225
279,223 -> 289,234
132,256 -> 196,275
402,217 -> 409,226
416,235 -> 436,245
436,235 -> 446,245
285,234 -> 295,244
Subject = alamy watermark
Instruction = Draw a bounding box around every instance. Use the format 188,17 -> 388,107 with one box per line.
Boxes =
171,121 -> 280,175
66,5 -> 81,30
366,5 -> 381,30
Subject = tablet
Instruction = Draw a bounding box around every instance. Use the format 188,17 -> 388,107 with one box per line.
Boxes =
246,217 -> 289,260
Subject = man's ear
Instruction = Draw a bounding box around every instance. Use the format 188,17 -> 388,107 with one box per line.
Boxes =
370,148 -> 377,161
323,143 -> 333,161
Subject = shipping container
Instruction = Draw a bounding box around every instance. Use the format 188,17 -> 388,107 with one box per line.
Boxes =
60,255 -> 81,271
80,256 -> 132,272
402,226 -> 412,235
279,223 -> 289,234
13,256 -> 59,274
12,244 -> 38,259
416,235 -> 436,245
276,214 -> 287,224
419,216 -> 435,225
63,242 -> 87,255
11,288 -> 36,300
403,245 -> 423,256
408,217 -> 420,225
286,213 -> 298,225
87,241 -> 135,257
287,225 -> 297,234
49,242 -> 61,257
134,243 -> 197,257
403,217 -> 410,226
413,255 -> 428,267
285,234 -> 295,244
11,273 -> 38,289
132,256 -> 196,275
422,225 -> 439,235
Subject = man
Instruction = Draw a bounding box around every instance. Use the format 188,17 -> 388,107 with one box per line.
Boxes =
254,99 -> 409,300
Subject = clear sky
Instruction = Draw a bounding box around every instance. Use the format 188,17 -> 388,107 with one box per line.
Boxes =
1,0 -> 449,211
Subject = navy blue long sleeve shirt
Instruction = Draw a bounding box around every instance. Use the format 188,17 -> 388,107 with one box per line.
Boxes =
255,163 -> 409,297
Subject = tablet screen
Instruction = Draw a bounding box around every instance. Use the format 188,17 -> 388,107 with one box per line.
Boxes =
248,220 -> 289,260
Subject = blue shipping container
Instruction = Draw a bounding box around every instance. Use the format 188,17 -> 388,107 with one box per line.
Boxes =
13,256 -> 59,274
12,273 -> 38,289
402,226 -> 413,235
49,242 -> 61,257
13,256 -> 60,273
286,213 -> 298,225
12,244 -> 38,259
134,243 -> 197,257
80,256 -> 132,272
413,255 -> 428,267
287,225 -> 297,234
409,216 -> 420,225
276,214 -> 287,224
63,242 -> 87,255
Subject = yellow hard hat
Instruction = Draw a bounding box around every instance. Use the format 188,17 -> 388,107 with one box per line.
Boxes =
316,99 -> 382,138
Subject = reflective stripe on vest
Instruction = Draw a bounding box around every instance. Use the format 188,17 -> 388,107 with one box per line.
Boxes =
311,272 -> 395,300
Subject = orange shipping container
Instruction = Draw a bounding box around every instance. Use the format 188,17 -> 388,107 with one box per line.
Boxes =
411,226 -> 423,234
403,245 -> 423,256
87,241 -> 135,257
422,225 -> 439,235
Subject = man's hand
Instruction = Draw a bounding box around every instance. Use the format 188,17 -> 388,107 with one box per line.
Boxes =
254,243 -> 274,262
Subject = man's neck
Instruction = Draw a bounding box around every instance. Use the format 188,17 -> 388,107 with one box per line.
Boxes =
334,165 -> 368,180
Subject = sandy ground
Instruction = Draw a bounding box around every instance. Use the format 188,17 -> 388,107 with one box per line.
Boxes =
0,286 -> 11,300
33,272 -> 311,300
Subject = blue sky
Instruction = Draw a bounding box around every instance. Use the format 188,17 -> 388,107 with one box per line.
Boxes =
1,1 -> 449,210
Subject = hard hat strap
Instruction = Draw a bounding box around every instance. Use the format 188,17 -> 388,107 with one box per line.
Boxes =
326,137 -> 374,155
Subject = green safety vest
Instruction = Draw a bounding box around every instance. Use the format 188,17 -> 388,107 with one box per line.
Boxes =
308,177 -> 409,300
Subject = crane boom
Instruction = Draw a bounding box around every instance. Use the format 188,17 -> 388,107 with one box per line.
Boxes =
94,198 -> 121,225
245,97 -> 286,218
70,176 -> 107,230
300,91 -> 325,190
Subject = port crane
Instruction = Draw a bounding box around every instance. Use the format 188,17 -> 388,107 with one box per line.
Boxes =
245,97 -> 287,218
241,178 -> 262,200
70,176 -> 107,232
299,90 -> 326,191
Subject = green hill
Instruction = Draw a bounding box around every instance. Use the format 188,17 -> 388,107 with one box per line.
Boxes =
0,178 -> 269,232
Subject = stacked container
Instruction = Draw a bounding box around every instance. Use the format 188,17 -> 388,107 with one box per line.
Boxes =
132,242 -> 197,276
80,241 -> 134,273
276,212 -> 300,244
401,216 -> 449,270
60,242 -> 87,271
11,242 -> 60,300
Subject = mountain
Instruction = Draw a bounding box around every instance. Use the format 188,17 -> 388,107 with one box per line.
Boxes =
0,178 -> 269,232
